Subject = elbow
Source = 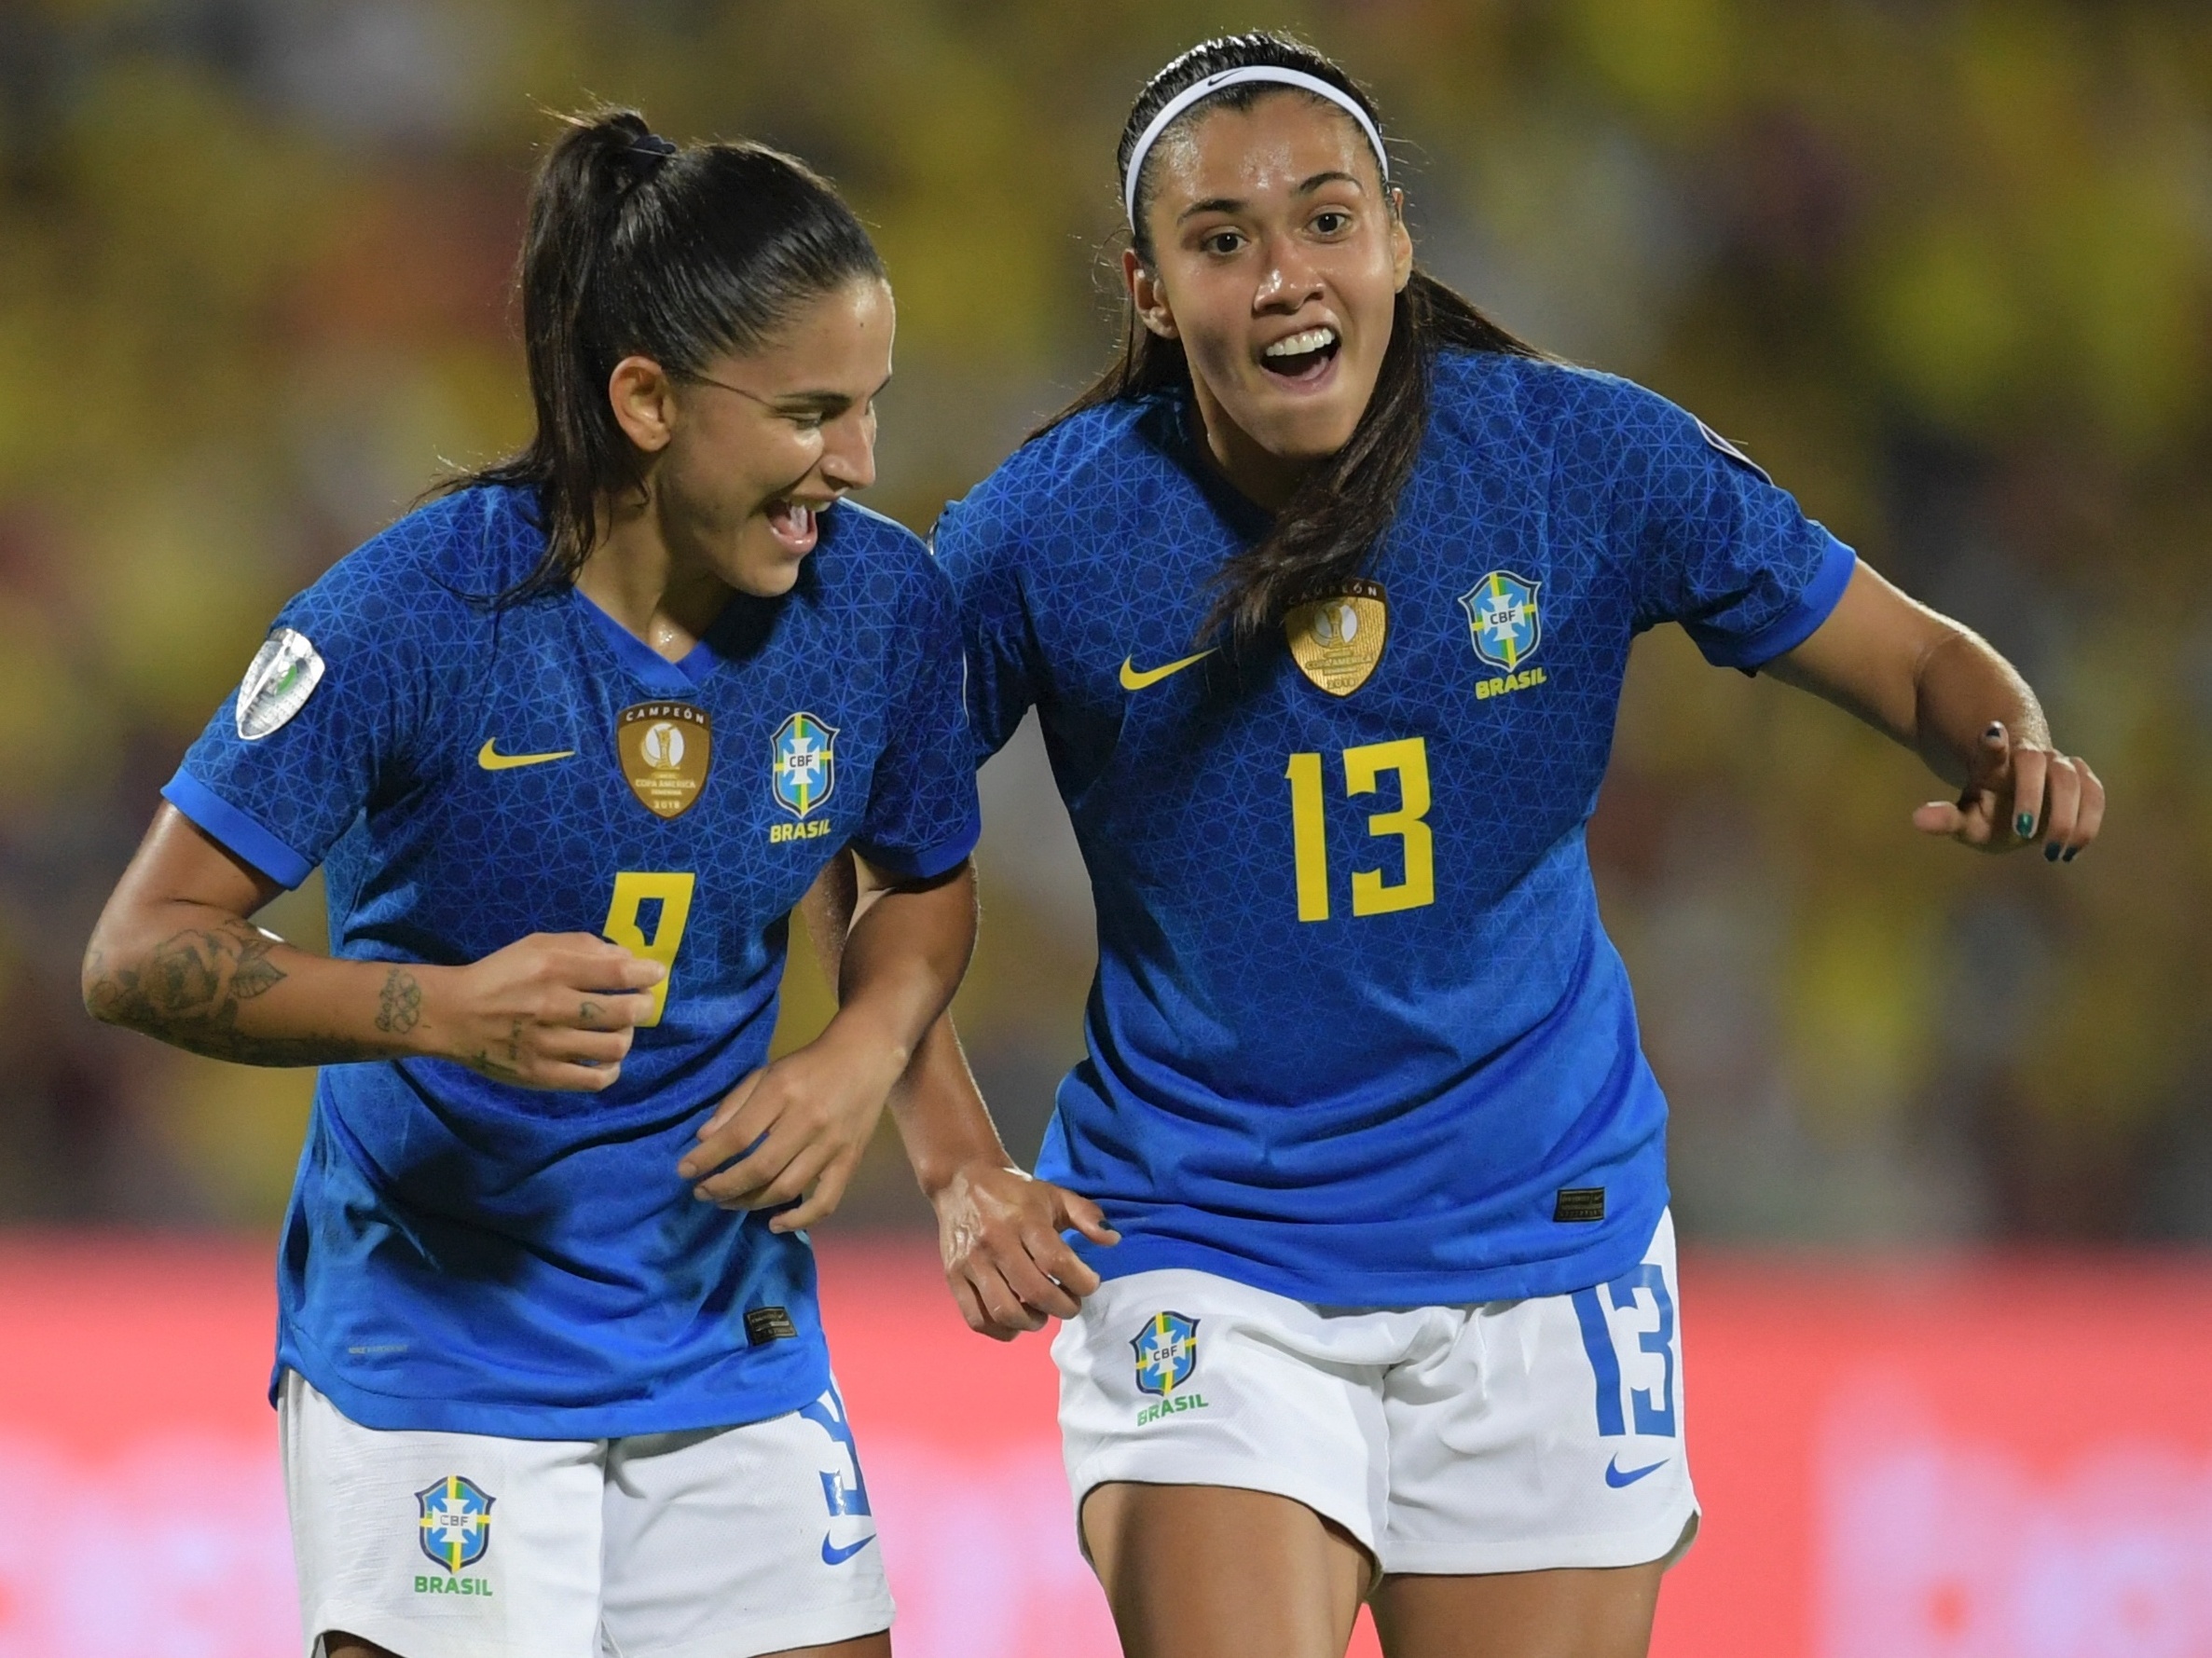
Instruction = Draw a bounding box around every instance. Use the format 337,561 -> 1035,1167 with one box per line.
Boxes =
80,913 -> 136,1028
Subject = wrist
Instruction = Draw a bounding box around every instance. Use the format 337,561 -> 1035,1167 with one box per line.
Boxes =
817,1000 -> 915,1097
917,1150 -> 1019,1205
399,963 -> 464,1062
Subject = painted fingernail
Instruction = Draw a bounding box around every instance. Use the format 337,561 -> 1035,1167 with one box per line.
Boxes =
1985,723 -> 2006,741
2044,843 -> 2061,863
2062,848 -> 2079,863
2016,813 -> 2036,839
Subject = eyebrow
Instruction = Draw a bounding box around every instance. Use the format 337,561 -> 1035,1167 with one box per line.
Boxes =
1176,170 -> 1367,223
765,371 -> 894,414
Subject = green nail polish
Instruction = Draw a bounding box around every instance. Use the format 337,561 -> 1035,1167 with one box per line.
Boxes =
2015,813 -> 2035,839
2062,848 -> 2079,863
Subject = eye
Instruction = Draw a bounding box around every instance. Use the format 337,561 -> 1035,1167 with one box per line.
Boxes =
1200,228 -> 1245,256
789,413 -> 827,433
1312,210 -> 1353,236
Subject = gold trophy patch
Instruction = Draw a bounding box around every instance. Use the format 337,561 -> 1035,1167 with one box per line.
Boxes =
1285,579 -> 1388,697
617,703 -> 712,818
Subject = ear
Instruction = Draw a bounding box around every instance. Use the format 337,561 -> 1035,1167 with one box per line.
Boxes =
1124,248 -> 1179,341
1388,189 -> 1414,294
608,356 -> 677,453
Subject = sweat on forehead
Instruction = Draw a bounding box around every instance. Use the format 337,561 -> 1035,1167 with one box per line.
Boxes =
1123,68 -> 1390,229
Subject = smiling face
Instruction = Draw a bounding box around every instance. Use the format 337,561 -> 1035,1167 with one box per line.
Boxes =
1129,89 -> 1412,505
639,275 -> 894,597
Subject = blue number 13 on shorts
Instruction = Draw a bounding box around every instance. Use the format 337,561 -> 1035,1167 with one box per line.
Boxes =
1570,1267 -> 1678,1439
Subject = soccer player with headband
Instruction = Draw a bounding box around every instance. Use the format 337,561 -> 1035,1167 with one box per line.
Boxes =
84,107 -> 980,1658
835,29 -> 2108,1658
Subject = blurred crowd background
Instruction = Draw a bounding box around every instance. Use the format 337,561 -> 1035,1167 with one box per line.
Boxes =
0,0 -> 2205,1246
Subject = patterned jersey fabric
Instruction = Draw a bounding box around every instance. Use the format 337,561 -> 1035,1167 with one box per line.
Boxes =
167,484 -> 979,1436
937,349 -> 1854,1308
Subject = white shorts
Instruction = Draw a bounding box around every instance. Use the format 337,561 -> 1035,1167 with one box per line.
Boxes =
280,1371 -> 894,1658
1054,1211 -> 1697,1577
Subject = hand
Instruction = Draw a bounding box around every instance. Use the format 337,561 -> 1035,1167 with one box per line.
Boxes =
677,1021 -> 903,1230
427,932 -> 663,1089
931,1160 -> 1120,1341
1914,721 -> 2107,861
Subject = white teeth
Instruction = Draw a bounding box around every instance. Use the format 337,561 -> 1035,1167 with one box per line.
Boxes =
1265,327 -> 1338,358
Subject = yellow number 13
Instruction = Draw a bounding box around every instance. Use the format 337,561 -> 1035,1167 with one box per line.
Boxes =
1285,737 -> 1435,923
602,871 -> 695,1026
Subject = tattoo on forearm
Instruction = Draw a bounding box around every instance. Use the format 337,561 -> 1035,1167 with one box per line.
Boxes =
86,922 -> 374,1067
376,966 -> 422,1035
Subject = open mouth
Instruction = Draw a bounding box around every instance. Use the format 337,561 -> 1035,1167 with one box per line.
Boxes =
1260,325 -> 1341,383
764,498 -> 819,554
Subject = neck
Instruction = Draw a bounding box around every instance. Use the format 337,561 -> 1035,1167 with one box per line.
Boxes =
1186,375 -> 1310,512
572,484 -> 730,663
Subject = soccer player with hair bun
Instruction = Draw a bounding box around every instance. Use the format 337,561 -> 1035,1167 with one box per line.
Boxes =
854,31 -> 2104,1658
84,107 -> 978,1658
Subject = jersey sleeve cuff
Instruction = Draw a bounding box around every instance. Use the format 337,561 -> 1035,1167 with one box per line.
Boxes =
847,807 -> 982,884
1696,534 -> 1857,673
161,771 -> 316,889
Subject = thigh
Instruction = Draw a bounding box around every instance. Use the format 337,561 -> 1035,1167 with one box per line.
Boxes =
1054,1268 -> 1409,1558
1083,1482 -> 1368,1658
1368,1562 -> 1667,1658
1381,1213 -> 1697,1581
598,1381 -> 895,1658
281,1369 -> 604,1658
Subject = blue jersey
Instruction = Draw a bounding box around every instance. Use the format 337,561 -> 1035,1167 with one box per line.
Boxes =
937,350 -> 1853,1308
166,485 -> 978,1436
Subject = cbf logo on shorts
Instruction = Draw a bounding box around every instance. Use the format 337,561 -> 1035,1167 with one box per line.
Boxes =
770,713 -> 837,842
1458,570 -> 1550,701
415,1474 -> 494,1595
1131,1311 -> 1209,1426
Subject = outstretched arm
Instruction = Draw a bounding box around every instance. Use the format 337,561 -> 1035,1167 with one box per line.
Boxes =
83,805 -> 665,1084
794,851 -> 1119,1338
678,852 -> 982,1233
1765,562 -> 2106,859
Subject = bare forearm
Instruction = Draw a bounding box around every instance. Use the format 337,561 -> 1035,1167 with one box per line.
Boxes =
82,901 -> 424,1067
821,864 -> 977,1085
889,1018 -> 1015,1197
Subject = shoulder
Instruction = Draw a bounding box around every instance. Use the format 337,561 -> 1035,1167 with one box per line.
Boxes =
808,499 -> 948,606
294,484 -> 541,632
1427,351 -> 1763,484
935,399 -> 1157,572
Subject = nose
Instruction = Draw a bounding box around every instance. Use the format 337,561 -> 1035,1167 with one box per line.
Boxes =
818,405 -> 877,494
1253,231 -> 1323,314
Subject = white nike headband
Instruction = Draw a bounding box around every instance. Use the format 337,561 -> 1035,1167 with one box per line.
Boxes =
1122,66 -> 1391,230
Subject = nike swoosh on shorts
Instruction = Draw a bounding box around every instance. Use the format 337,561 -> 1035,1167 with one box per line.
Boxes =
1119,649 -> 1216,692
820,1533 -> 878,1566
1605,1455 -> 1669,1488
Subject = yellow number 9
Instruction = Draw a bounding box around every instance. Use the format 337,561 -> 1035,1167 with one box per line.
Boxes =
602,871 -> 695,1026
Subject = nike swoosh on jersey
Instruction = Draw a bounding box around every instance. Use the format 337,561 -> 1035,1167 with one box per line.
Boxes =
1119,649 -> 1216,692
1604,1455 -> 1669,1488
477,738 -> 576,771
820,1532 -> 878,1566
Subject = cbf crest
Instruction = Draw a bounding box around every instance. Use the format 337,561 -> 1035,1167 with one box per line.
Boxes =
772,712 -> 838,820
417,1474 -> 494,1574
1132,1310 -> 1200,1396
1285,579 -> 1389,696
618,703 -> 713,819
1459,570 -> 1543,673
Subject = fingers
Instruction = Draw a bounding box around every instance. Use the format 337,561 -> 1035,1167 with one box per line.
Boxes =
694,1070 -> 764,1145
2037,756 -> 2081,861
948,1274 -> 1020,1343
768,1157 -> 855,1234
961,1259 -> 1050,1336
2007,741 -> 2049,845
574,992 -> 658,1032
2063,760 -> 2106,860
1913,799 -> 1966,838
1057,1189 -> 1123,1251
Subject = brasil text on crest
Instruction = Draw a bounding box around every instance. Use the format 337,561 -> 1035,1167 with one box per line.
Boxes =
770,712 -> 838,837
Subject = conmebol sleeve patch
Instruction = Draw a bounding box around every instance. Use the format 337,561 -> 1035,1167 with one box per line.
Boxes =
234,627 -> 325,740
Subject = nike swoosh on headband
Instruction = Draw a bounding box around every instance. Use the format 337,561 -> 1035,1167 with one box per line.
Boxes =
1123,66 -> 1391,226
